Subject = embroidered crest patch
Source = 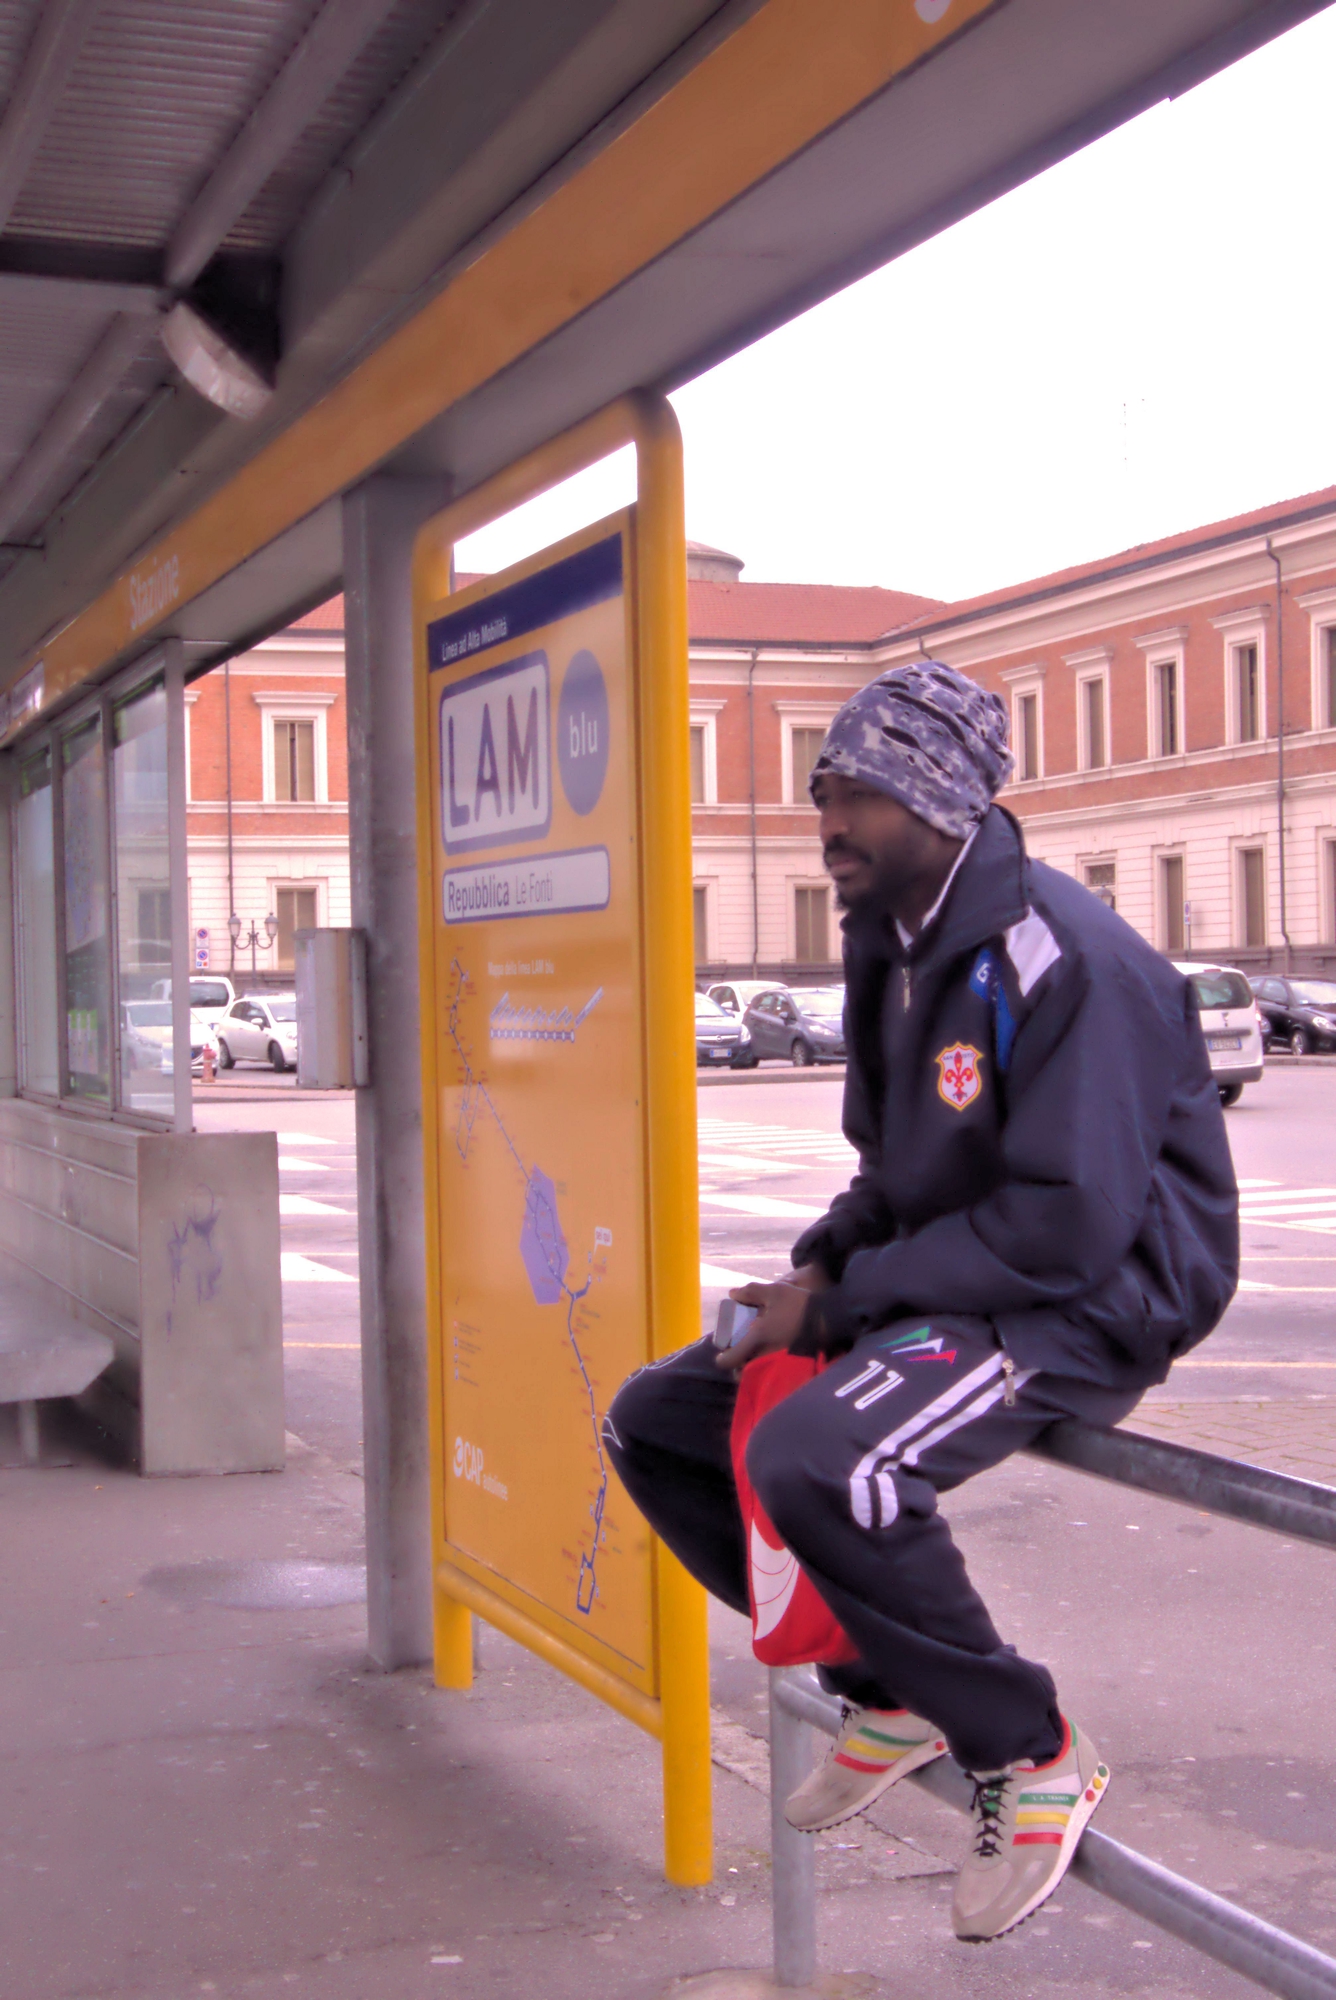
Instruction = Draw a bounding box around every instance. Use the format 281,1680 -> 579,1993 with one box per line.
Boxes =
935,1042 -> 984,1110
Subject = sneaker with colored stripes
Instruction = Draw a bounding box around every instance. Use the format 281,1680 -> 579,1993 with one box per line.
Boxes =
783,1706 -> 947,1833
952,1717 -> 1110,1941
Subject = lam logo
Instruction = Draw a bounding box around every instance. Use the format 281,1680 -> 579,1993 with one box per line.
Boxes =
439,652 -> 551,855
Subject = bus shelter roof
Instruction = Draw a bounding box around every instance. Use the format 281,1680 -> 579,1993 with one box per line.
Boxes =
0,0 -> 1323,721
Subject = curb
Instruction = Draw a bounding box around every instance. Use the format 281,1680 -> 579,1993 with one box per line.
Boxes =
698,1064 -> 845,1087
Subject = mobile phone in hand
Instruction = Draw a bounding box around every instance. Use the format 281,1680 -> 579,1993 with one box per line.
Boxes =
713,1297 -> 758,1350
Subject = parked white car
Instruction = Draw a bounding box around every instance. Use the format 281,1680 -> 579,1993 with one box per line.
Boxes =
706,978 -> 791,1016
1173,960 -> 1265,1107
215,993 -> 299,1072
150,975 -> 237,1037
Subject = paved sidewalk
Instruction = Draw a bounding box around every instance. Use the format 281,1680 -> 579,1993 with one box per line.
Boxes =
1129,1395 -> 1336,1486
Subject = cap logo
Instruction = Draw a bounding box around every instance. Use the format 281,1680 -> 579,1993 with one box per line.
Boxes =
935,1043 -> 984,1111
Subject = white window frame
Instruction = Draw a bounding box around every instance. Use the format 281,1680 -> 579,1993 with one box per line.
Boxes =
1298,586 -> 1336,732
687,701 -> 724,807
1154,845 -> 1188,953
1231,836 -> 1269,951
1210,606 -> 1268,746
790,878 -> 834,963
1078,852 -> 1118,907
1135,628 -> 1187,761
253,691 -> 335,804
268,879 -> 325,969
775,704 -> 838,806
999,664 -> 1045,783
1064,647 -> 1112,772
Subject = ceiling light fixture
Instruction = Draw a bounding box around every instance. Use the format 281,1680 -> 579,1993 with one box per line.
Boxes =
161,301 -> 272,419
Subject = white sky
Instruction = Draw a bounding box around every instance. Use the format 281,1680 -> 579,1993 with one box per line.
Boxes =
455,6 -> 1336,605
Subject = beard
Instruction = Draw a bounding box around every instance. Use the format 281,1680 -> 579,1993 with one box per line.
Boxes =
824,837 -> 920,912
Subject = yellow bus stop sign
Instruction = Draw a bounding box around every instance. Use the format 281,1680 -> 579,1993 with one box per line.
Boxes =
414,397 -> 711,1885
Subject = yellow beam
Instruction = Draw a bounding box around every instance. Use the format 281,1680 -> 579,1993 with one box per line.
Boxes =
15,0 -> 996,731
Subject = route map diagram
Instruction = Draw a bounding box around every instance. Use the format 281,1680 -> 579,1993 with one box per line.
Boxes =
446,957 -> 610,1615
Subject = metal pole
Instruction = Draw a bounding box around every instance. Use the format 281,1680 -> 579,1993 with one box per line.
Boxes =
343,471 -> 451,1671
776,1670 -> 1336,2000
768,1668 -> 817,1988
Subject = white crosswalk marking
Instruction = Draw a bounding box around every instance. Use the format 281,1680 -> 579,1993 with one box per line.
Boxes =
1239,1183 -> 1336,1234
697,1117 -> 855,1166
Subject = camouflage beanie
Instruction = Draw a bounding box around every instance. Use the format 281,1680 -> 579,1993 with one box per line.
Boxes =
809,660 -> 1013,840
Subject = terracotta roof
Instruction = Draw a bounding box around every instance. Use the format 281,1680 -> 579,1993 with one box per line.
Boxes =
688,578 -> 944,646
888,482 -> 1336,639
284,578 -> 945,648
289,594 -> 344,631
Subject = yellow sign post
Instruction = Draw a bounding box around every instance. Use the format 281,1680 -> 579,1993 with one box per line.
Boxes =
414,395 -> 711,1886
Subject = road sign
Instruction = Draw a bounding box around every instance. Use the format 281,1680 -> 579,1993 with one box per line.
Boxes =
414,396 -> 710,1885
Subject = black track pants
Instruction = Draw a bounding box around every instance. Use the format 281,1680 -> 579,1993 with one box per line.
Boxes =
603,1319 -> 1139,1773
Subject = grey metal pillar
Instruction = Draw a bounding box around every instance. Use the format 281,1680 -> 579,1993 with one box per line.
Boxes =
769,1669 -> 818,1987
343,472 -> 451,1670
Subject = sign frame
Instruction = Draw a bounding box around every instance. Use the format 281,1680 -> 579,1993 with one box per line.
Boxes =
412,394 -> 710,1886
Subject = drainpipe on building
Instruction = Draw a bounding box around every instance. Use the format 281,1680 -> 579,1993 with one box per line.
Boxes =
224,653 -> 236,973
747,646 -> 760,975
1266,539 -> 1293,973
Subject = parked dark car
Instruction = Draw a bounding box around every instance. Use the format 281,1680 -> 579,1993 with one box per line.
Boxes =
1249,974 -> 1336,1055
740,985 -> 846,1066
694,990 -> 753,1068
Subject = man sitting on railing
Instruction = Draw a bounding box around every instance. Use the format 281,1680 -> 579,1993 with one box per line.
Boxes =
604,660 -> 1238,1943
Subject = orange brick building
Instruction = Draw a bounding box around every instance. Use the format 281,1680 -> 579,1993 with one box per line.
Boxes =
186,601 -> 349,983
186,486 -> 1336,984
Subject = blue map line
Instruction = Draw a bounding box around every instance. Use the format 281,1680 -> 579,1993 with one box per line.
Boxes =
446,958 -> 609,1616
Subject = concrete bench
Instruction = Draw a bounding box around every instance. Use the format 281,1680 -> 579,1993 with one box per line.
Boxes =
0,1271 -> 114,1465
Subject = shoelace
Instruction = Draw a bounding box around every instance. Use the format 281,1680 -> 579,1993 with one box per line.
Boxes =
969,1774 -> 1009,1860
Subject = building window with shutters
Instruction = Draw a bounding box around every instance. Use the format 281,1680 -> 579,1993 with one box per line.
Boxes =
1233,644 -> 1261,743
687,707 -> 720,805
999,667 -> 1045,784
273,718 -> 315,801
273,883 -> 319,969
1079,675 -> 1108,770
1325,627 -> 1336,730
789,726 -> 826,804
254,693 -> 333,803
1152,660 -> 1180,757
794,884 -> 830,963
777,711 -> 836,804
692,884 -> 709,965
1158,852 -> 1186,953
1236,846 -> 1267,949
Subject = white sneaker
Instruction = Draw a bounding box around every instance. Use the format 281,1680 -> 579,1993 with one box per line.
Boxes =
952,1717 -> 1110,1941
783,1706 -> 946,1832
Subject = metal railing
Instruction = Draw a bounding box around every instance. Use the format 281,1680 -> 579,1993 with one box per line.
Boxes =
765,1421 -> 1336,2000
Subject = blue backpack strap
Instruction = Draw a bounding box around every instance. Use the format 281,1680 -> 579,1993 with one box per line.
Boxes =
968,946 -> 1017,1076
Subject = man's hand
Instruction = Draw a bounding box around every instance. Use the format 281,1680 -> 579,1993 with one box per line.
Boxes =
715,1262 -> 830,1372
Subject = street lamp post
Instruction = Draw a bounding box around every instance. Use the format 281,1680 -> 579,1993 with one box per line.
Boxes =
228,911 -> 279,978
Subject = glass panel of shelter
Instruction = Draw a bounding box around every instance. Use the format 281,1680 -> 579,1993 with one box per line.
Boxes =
9,656 -> 184,1127
15,745 -> 58,1094
112,675 -> 172,1120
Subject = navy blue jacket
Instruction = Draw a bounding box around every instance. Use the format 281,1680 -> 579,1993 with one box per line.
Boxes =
792,806 -> 1239,1388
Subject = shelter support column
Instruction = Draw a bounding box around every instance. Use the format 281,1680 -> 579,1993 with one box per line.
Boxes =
344,473 -> 452,1671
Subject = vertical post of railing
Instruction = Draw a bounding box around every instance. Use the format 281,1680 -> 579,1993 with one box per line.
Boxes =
769,1669 -> 818,1988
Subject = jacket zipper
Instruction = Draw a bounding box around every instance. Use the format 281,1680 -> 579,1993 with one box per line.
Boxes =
900,965 -> 912,1013
1001,1354 -> 1016,1407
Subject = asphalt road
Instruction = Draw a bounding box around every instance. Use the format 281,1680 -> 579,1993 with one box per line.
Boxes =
192,1055 -> 1336,1467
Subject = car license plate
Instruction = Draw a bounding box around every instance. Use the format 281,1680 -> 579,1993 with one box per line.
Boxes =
709,1048 -> 731,1061
1207,1034 -> 1242,1051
